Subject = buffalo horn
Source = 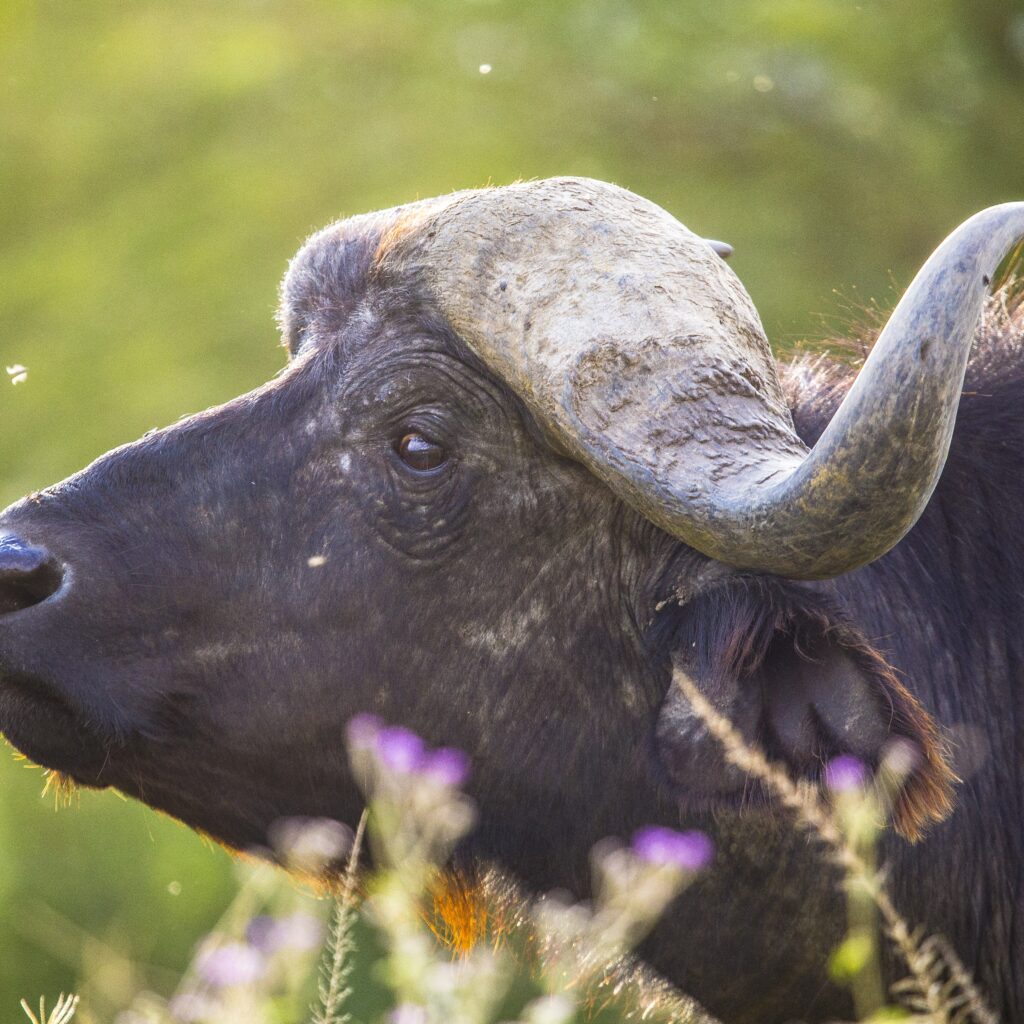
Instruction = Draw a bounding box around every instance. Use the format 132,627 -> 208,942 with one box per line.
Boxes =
381,178 -> 1024,579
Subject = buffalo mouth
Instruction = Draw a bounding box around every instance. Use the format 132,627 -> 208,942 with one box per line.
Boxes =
0,671 -> 114,785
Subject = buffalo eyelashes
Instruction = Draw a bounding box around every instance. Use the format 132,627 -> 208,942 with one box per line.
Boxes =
397,432 -> 447,472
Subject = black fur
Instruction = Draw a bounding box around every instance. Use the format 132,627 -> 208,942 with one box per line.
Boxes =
778,296 -> 1024,1022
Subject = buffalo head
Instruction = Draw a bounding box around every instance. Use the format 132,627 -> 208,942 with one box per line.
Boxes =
1,178 -> 1021,889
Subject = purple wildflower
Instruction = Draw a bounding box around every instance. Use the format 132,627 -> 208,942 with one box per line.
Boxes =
881,736 -> 921,778
196,941 -> 264,988
825,754 -> 869,793
632,826 -> 714,871
245,915 -> 279,952
349,716 -> 471,786
346,713 -> 383,750
423,746 -> 471,787
375,725 -> 426,774
246,911 -> 324,954
390,1005 -> 429,1024
168,991 -> 217,1023
277,911 -> 325,951
269,816 -> 352,869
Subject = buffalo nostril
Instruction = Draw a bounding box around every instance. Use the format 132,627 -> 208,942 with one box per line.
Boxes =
0,535 -> 64,614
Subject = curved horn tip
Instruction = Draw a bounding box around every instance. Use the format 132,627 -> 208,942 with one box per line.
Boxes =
735,200 -> 1024,578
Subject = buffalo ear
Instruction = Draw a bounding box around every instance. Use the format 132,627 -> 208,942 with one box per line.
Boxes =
653,579 -> 955,841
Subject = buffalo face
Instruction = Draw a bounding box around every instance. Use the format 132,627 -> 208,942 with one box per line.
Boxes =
0,250 -> 670,869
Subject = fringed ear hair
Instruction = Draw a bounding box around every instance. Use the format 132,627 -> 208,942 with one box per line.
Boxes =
656,578 -> 954,841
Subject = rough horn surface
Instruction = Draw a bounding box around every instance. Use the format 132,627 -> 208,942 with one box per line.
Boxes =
380,179 -> 1024,578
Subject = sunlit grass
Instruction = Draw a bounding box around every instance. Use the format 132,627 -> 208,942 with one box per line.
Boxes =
40,772 -> 79,811
311,809 -> 365,1024
20,992 -> 79,1024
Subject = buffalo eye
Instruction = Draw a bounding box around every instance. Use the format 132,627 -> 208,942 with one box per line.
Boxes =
397,432 -> 446,472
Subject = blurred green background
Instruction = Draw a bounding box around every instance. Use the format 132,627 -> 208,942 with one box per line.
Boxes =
1,0 -> 1023,1013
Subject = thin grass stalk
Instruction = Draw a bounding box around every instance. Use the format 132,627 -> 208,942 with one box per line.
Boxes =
311,808 -> 368,1024
20,993 -> 80,1024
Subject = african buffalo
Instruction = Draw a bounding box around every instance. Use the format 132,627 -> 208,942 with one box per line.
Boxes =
0,178 -> 1021,1023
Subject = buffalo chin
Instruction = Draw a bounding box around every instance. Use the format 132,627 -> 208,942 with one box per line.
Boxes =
0,672 -> 112,786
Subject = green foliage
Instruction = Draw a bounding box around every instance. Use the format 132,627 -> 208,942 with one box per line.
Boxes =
1,0 -> 1023,1013
830,930 -> 875,982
